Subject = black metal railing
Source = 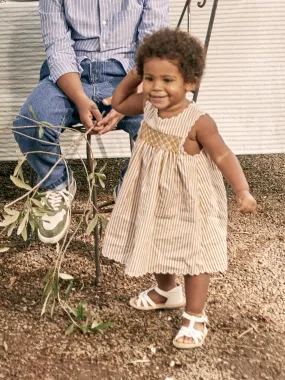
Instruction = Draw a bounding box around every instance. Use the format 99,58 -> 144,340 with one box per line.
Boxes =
177,0 -> 219,101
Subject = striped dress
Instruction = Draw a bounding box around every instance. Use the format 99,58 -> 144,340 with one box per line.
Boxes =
102,101 -> 228,277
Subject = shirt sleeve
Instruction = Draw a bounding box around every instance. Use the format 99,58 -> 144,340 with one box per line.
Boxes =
38,0 -> 82,83
137,0 -> 170,45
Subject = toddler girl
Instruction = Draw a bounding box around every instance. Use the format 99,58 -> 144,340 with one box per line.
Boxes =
102,28 -> 256,349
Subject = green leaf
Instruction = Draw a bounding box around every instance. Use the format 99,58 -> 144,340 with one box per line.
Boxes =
99,162 -> 107,173
77,303 -> 84,320
4,207 -> 19,216
28,216 -> 36,232
65,323 -> 75,336
40,121 -> 53,128
50,298 -> 56,318
21,225 -> 28,241
7,222 -> 16,237
65,280 -> 74,298
99,214 -> 108,227
32,208 -> 48,217
42,278 -> 52,297
70,308 -> 78,318
39,126 -> 44,139
96,173 -> 106,189
10,176 -> 32,191
96,322 -> 113,330
95,173 -> 106,180
0,213 -> 20,226
86,215 -> 98,235
31,198 -> 43,208
28,104 -> 38,121
41,289 -> 52,316
13,156 -> 26,177
98,177 -> 105,189
42,268 -> 53,284
93,160 -> 98,170
18,167 -> 25,182
91,322 -> 113,333
91,319 -> 100,329
88,172 -> 95,182
59,273 -> 74,280
17,212 -> 29,235
0,247 -> 9,253
78,325 -> 88,334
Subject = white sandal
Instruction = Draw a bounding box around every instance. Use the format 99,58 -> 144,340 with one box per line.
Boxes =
129,284 -> 185,311
173,312 -> 208,349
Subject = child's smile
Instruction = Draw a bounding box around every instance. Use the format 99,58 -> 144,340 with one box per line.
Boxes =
143,57 -> 194,119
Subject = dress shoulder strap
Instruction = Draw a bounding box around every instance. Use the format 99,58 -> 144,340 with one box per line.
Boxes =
143,101 -> 157,125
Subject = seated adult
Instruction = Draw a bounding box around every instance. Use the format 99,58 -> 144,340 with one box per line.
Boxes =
13,0 -> 170,244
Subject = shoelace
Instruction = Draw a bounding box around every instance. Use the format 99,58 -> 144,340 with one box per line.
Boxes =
45,189 -> 73,211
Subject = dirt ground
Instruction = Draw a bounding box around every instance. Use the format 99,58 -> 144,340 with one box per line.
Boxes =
0,155 -> 284,380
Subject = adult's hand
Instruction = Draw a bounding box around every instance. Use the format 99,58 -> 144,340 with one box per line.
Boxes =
76,95 -> 103,134
57,73 -> 103,134
92,96 -> 125,135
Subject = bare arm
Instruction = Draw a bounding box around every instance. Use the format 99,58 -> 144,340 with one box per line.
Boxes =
194,115 -> 256,213
111,69 -> 144,116
56,73 -> 102,131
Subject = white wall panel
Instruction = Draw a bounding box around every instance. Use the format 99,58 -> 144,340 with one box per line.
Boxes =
0,0 -> 284,161
188,0 -> 285,154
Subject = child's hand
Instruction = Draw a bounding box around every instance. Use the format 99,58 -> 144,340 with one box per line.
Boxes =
236,190 -> 257,214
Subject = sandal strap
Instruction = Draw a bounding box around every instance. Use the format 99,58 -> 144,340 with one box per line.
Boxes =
182,311 -> 208,324
136,288 -> 156,308
154,284 -> 181,298
135,284 -> 182,308
154,286 -> 170,298
175,325 -> 204,344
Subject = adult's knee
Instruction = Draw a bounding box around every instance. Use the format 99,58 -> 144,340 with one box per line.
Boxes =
12,100 -> 44,146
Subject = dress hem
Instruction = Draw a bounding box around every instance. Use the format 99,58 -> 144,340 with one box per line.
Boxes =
102,252 -> 227,278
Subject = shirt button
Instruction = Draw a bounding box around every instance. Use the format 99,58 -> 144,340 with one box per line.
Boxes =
102,20 -> 107,25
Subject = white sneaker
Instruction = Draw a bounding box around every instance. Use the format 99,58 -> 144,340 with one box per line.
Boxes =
37,179 -> 76,244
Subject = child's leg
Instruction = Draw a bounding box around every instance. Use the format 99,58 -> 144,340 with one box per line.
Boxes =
147,274 -> 177,303
130,273 -> 185,310
176,273 -> 210,344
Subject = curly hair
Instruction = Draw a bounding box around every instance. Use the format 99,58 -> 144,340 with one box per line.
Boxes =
136,28 -> 205,84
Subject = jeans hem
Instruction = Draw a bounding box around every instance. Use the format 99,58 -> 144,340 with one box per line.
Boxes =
39,170 -> 73,191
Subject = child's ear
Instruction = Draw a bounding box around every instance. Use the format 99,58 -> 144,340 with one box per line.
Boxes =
185,82 -> 196,92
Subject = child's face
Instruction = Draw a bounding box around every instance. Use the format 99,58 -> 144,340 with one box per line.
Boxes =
142,58 -> 195,116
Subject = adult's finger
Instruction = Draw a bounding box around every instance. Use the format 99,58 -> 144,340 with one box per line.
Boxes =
98,122 -> 118,135
90,104 -> 103,122
81,113 -> 95,131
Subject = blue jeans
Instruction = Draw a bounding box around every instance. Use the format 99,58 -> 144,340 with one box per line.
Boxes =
13,59 -> 142,190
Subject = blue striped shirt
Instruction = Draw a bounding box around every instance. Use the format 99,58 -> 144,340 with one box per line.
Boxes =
39,0 -> 170,83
